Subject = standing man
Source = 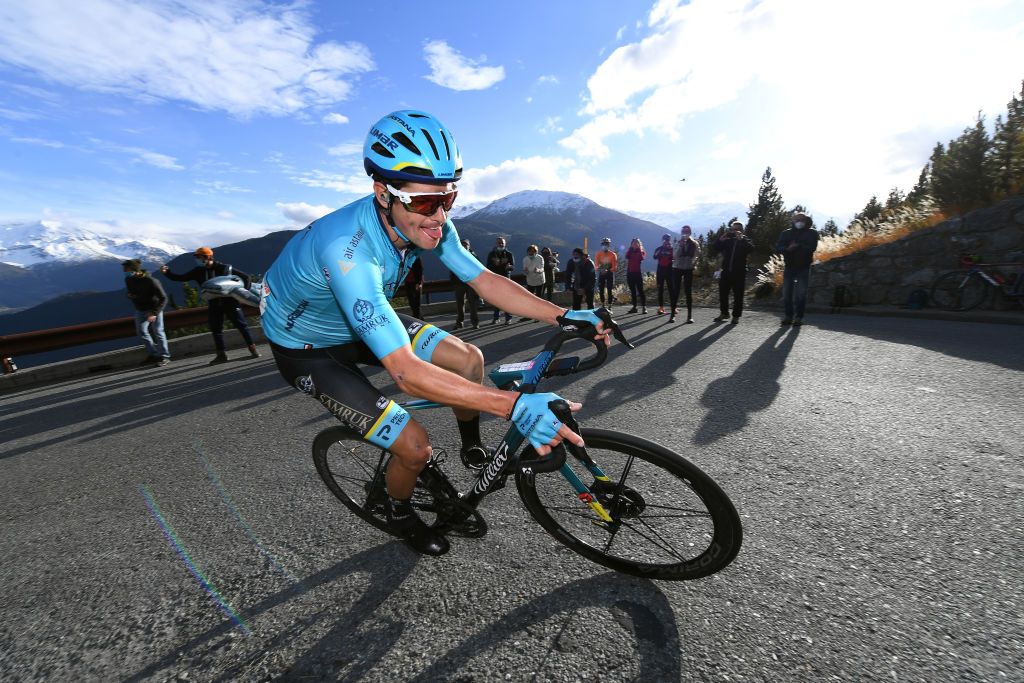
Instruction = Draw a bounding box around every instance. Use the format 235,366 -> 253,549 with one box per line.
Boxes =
404,257 -> 424,319
669,225 -> 700,324
713,221 -> 754,324
775,212 -> 820,326
653,233 -> 675,315
161,247 -> 261,364
451,239 -> 480,329
594,237 -> 617,310
122,259 -> 170,367
564,248 -> 596,310
486,237 -> 514,325
540,247 -> 560,301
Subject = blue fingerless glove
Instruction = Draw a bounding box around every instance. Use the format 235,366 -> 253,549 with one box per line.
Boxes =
509,392 -> 564,450
562,308 -> 603,328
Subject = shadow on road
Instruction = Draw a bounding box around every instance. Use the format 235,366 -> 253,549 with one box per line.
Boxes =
125,541 -> 418,682
404,572 -> 680,682
692,327 -> 799,445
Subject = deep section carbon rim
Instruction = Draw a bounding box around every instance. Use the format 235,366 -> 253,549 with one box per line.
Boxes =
516,429 -> 742,580
931,271 -> 987,311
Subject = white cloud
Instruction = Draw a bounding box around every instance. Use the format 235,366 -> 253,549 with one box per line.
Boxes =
90,139 -> 184,170
0,1 -> 375,117
276,201 -> 335,225
217,211 -> 236,219
0,107 -> 41,121
538,116 -> 564,135
195,180 -> 252,194
291,169 -> 368,194
560,0 -> 1024,215
11,136 -> 64,148
615,25 -> 627,41
327,141 -> 363,157
536,75 -> 559,86
323,112 -> 350,125
423,40 -> 505,91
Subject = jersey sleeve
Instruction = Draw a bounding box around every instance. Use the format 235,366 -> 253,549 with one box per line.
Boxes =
435,219 -> 486,283
321,235 -> 410,359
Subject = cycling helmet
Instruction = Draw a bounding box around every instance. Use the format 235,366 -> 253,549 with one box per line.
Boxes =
600,237 -> 611,245
363,110 -> 462,185
662,233 -> 672,241
194,246 -> 213,258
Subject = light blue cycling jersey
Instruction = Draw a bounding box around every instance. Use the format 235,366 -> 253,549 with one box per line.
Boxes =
261,194 -> 485,359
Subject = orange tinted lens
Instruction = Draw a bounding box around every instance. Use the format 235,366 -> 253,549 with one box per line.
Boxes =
406,190 -> 458,215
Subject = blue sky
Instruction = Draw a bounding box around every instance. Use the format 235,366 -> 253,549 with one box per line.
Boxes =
1,0 -> 1023,246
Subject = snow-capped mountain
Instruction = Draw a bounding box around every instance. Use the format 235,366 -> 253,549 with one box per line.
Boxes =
0,220 -> 184,268
469,190 -> 596,218
447,200 -> 491,219
622,202 -> 748,233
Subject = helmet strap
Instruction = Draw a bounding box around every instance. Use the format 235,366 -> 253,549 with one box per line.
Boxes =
380,194 -> 412,245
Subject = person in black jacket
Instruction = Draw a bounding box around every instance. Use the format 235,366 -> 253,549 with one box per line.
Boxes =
540,246 -> 560,301
161,246 -> 260,364
486,237 -> 514,325
713,222 -> 754,324
564,248 -> 596,310
404,257 -> 424,318
775,212 -> 820,325
122,259 -> 170,366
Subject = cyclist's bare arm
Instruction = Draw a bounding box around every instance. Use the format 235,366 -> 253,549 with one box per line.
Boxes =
379,345 -> 583,454
468,270 -> 611,345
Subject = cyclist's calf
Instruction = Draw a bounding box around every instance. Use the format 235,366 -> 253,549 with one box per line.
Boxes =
385,419 -> 433,499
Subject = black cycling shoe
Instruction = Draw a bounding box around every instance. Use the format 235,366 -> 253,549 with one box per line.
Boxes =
387,509 -> 450,556
459,444 -> 492,470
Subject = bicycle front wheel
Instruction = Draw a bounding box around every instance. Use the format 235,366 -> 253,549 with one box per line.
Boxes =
931,271 -> 987,311
515,429 -> 742,580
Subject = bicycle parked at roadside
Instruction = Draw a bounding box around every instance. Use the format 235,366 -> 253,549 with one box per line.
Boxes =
313,310 -> 743,581
930,255 -> 1024,311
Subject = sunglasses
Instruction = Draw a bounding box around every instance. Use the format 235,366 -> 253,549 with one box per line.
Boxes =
386,184 -> 458,216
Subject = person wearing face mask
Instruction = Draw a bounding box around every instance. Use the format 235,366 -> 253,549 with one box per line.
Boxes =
564,247 -> 596,310
775,212 -> 820,325
713,221 -> 754,324
624,238 -> 648,314
540,247 -> 560,301
161,247 -> 260,363
653,234 -> 675,314
669,225 -> 700,324
594,237 -> 618,309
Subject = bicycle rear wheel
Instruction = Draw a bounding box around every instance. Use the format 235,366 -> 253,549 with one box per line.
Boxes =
931,271 -> 987,311
516,429 -> 742,581
314,427 -> 453,536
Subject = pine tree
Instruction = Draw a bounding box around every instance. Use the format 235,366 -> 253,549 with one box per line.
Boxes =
906,164 -> 931,205
884,187 -> 906,210
931,115 -> 991,212
745,167 -> 788,256
854,195 -> 883,224
184,282 -> 201,308
820,218 -> 839,237
989,81 -> 1024,197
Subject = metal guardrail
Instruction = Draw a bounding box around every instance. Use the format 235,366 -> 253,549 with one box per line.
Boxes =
0,273 -> 564,373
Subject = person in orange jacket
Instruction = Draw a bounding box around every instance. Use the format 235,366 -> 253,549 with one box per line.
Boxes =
594,237 -> 618,310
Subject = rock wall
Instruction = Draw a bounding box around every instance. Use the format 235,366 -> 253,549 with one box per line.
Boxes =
807,195 -> 1024,307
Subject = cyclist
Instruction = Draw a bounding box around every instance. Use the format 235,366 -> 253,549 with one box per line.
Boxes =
260,110 -> 611,556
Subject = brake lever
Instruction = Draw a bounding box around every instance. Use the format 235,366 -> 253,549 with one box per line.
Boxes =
595,307 -> 635,350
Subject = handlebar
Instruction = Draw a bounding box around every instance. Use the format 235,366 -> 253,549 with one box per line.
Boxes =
542,307 -> 634,378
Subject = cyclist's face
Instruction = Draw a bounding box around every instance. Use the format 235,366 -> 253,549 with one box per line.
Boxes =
375,180 -> 454,249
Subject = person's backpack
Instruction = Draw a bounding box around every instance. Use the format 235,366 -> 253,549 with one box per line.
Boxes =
903,288 -> 928,310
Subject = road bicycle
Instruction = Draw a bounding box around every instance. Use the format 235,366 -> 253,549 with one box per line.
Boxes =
312,310 -> 742,580
930,256 -> 1024,311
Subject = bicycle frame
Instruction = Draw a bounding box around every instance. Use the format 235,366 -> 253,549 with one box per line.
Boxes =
398,321 -> 626,522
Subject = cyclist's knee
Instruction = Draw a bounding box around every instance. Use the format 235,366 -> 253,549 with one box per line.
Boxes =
389,420 -> 433,469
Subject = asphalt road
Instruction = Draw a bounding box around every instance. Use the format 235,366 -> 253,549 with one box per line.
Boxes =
2,308 -> 1021,682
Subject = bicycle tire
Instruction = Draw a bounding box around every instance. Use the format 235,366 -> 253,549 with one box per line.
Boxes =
312,427 -> 486,537
515,428 -> 742,580
931,271 -> 987,311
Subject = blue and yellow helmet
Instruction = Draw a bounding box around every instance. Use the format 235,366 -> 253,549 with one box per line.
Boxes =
363,110 -> 462,185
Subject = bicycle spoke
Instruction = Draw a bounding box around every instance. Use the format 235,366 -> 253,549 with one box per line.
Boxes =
617,518 -> 691,562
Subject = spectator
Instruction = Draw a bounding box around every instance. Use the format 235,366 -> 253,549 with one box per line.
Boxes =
669,225 -> 700,324
625,238 -> 647,314
564,248 -> 596,310
775,212 -> 820,326
404,257 -> 424,319
486,237 -> 514,325
713,222 -> 754,324
161,247 -> 261,364
522,244 -> 546,297
594,237 -> 618,309
122,259 -> 170,367
540,247 -> 560,301
653,233 -> 675,315
450,239 -> 480,329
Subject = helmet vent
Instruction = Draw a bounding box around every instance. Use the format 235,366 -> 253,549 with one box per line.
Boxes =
407,113 -> 429,119
421,129 -> 440,160
391,132 -> 421,156
402,166 -> 433,178
439,129 -> 452,160
371,142 -> 396,159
